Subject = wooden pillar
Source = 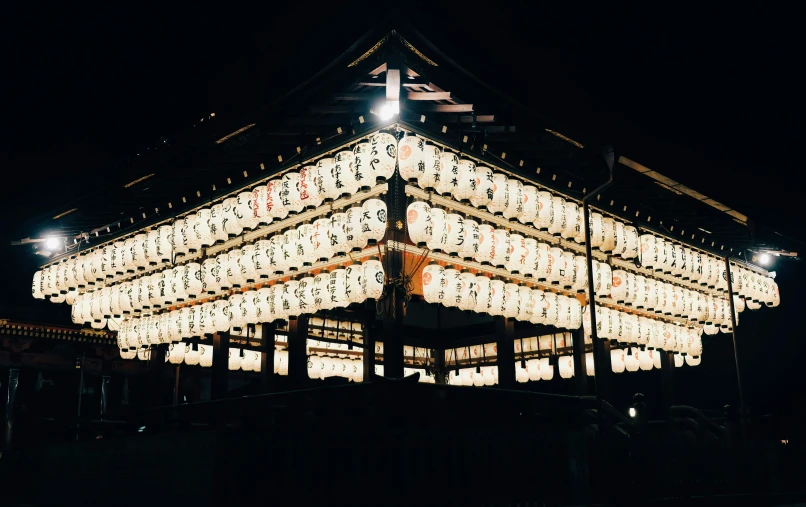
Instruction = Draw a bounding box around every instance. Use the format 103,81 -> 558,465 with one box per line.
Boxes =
147,345 -> 167,407
260,323 -> 276,393
100,375 -> 111,417
211,331 -> 230,400
660,350 -> 676,424
571,328 -> 588,396
495,317 -> 515,388
287,315 -> 309,389
433,347 -> 447,384
172,366 -> 181,406
378,170 -> 406,379
595,338 -> 612,400
362,310 -> 375,382
4,369 -> 19,449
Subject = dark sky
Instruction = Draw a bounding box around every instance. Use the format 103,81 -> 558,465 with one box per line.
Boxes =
2,2 -> 804,413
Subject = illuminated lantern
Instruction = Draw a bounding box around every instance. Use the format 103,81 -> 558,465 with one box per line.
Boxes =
474,223 -> 494,265
436,151 -> 459,197
200,302 -> 216,336
689,249 -> 703,281
281,281 -> 301,318
543,292 -> 559,327
597,261 -> 612,297
490,228 -> 510,269
219,198 -> 241,239
370,132 -> 397,182
89,249 -> 103,284
328,213 -> 348,257
533,242 -> 551,281
263,235 -> 283,277
560,251 -> 576,289
209,204 -> 229,244
32,271 -> 44,299
362,198 -> 387,246
547,247 -> 564,285
487,279 -> 505,317
471,165 -> 494,210
663,241 -> 676,275
294,223 -> 315,267
251,239 -> 270,279
74,255 -> 89,288
234,191 -> 260,231
315,158 -> 337,203
351,141 -> 375,191
268,179 -> 290,220
251,186 -> 272,226
548,196 -> 566,236
194,209 -> 215,248
418,143 -> 441,191
406,201 -> 431,248
598,217 -> 615,252
520,238 -> 538,278
562,201 -> 580,241
213,299 -> 231,332
624,349 -> 640,372
343,205 -> 365,253
454,159 -> 476,202
503,282 -> 520,319
503,178 -> 524,221
559,355 -> 575,379
283,229 -> 301,272
199,344 -> 213,368
299,165 -> 323,209
228,293 -> 246,332
611,269 -> 628,303
638,234 -> 657,270
638,350 -> 653,371
503,233 -> 524,274
397,134 -> 425,183
767,280 -> 780,308
555,295 -> 571,329
345,262 -> 364,304
362,258 -> 385,300
457,271 -> 477,312
488,173 -> 509,216
167,342 -> 185,365
572,256 -> 588,293
611,349 -> 626,373
516,285 -> 534,322
708,257 -> 721,289
224,249 -> 244,289
443,214 -> 465,257
327,268 -> 349,309
334,150 -> 358,198
519,185 -> 538,225
454,217 -> 477,261
255,287 -> 272,322
201,258 -> 219,295
169,220 -> 188,261
442,268 -> 461,308
473,275 -> 491,314
426,207 -> 448,253
282,171 -> 304,214
312,218 -> 334,262
533,191 -> 552,231
228,349 -> 243,371
240,244 -> 258,283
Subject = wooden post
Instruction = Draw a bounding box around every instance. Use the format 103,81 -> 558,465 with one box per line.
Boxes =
595,337 -> 612,401
287,315 -> 309,389
495,317 -> 515,388
100,375 -> 111,417
433,347 -> 447,384
571,328 -> 588,396
211,331 -> 230,400
4,369 -> 19,449
172,366 -> 180,406
147,345 -> 167,407
260,323 -> 276,393
362,309 -> 375,382
660,350 -> 675,424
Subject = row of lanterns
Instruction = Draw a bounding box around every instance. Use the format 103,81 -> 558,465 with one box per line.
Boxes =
111,262 -> 385,350
308,355 -> 363,381
165,343 -> 214,367
448,367 -> 500,386
582,305 -> 704,355
422,264 -> 584,330
32,197 -> 387,301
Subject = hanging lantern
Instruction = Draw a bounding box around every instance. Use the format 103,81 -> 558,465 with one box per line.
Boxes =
490,228 -> 510,269
361,198 -> 387,246
516,285 -> 534,322
559,355 -> 575,379
532,191 -> 552,231
473,275 -> 491,314
370,132 -> 397,182
233,191 -> 259,231
349,141 -> 375,191
504,233 -> 524,274
611,269 -> 628,303
345,262 -> 364,304
545,247 -> 563,285
571,256 -> 588,293
311,157 -> 338,204
298,165 -> 323,210
426,207 -> 448,253
228,349 -> 243,371
547,196 -> 566,236
471,165 -> 494,210
329,269 -> 350,309
518,238 -> 537,279
397,134 -> 425,183
281,171 -> 305,214
533,242 -> 551,281
417,142 -> 441,192
562,201 -> 580,241
328,213 -> 348,256
362,258 -> 385,300
560,251 -> 576,289
501,282 -> 519,319
283,229 -> 302,272
503,178 -> 524,221
342,205 -> 365,253
333,150 -> 358,199
474,223 -> 495,265
488,173 -> 509,216
457,271 -> 476,311
453,159 -> 476,202
518,185 -> 538,225
281,281 -> 301,318
294,223 -> 315,267
312,218 -> 334,262
406,200 -> 432,248
610,349 -> 626,374
443,213 -> 465,257
436,151 -> 459,197
200,258 -> 219,295
209,204 -> 229,244
487,279 -> 505,317
219,198 -> 241,239
442,268 -> 461,308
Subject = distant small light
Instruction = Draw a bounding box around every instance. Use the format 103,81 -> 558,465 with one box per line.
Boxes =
759,253 -> 771,265
138,426 -> 146,433
628,407 -> 637,418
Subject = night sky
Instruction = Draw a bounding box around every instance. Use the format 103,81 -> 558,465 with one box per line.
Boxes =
3,2 -> 804,415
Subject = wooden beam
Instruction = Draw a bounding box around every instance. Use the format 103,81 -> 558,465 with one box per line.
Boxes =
415,104 -> 473,113
386,69 -> 400,102
308,105 -> 364,114
406,91 -> 451,101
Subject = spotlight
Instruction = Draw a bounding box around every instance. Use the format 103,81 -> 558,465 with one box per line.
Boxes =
628,407 -> 637,418
759,253 -> 771,265
44,237 -> 62,251
377,100 -> 399,121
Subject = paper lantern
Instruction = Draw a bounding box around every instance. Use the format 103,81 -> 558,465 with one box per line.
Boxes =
312,218 -> 334,262
370,132 -> 397,182
362,258 -> 385,300
610,349 -> 626,373
547,196 -> 566,236
209,204 -> 230,243
503,178 -> 524,221
228,349 -> 243,371
490,229 -> 510,269
473,275 -> 491,314
474,223 -> 494,265
456,271 -> 476,311
518,185 -> 538,225
333,150 -> 358,198
282,171 -> 305,214
571,256 -> 588,293
558,355 -> 575,379
268,179 -> 291,220
488,173 -> 508,216
471,165 -> 494,210
349,141 -> 375,191
298,165 -> 323,210
561,201 -> 580,241
426,207 -> 448,253
224,249 -> 245,289
342,262 -> 364,304
505,234 -> 526,275
453,159 -> 476,202
339,205 -> 364,253
397,134 -> 425,183
251,186 -> 271,226
442,268 -> 461,308
328,213 -> 348,257
232,191 -> 259,232
533,242 -> 551,281
327,268 -> 349,309
487,279 -> 505,317
217,198 -> 241,239
442,213 -> 465,257
200,258 -> 219,295
436,151 -> 459,197
518,238 -> 537,278
281,281 -> 301,318
362,198 -> 387,246
283,229 -> 302,272
145,275 -> 160,310
417,142 -> 441,191
560,251 -> 576,289
545,247 -> 563,285
239,244 -> 257,284
530,191 -> 551,231
403,200 -> 432,249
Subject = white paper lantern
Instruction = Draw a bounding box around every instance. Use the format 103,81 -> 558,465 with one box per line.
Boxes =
349,141 -> 375,191
298,165 -> 322,210
228,349 -> 243,371
184,215 -> 203,253
406,200 -> 431,248
240,244 -> 258,284
548,196 -> 566,236
471,165 -> 494,210
327,213 -> 347,256
268,179 -> 290,220
362,198 -> 387,246
281,171 -> 305,214
283,229 -> 301,273
312,218 -> 334,262
546,247 -> 564,285
333,150 -> 358,198
558,355 -> 575,379
518,185 -> 538,225
426,207 -> 448,253
503,178 -> 524,221
453,159 -> 476,202
417,142 -> 441,191
561,201 -> 580,241
473,275 -> 491,314
488,173 -> 508,216
370,132 -> 397,182
195,209 -> 214,248
490,229 -> 510,269
560,251 -> 576,289
442,268 -> 461,308
397,134 -> 425,183
362,258 -> 385,300
232,191 -> 259,231
436,151 -> 459,197
505,234 -> 526,275
474,223 -> 494,265
328,268 -> 349,309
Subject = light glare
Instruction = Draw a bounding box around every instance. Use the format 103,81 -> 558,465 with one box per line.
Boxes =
378,101 -> 399,121
45,237 -> 61,251
628,407 -> 637,418
759,253 -> 771,265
